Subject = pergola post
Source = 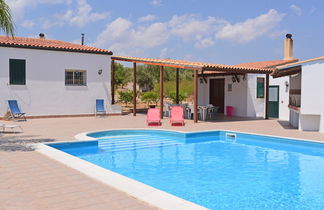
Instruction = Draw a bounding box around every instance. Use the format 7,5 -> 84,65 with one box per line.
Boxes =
176,68 -> 179,104
194,70 -> 198,123
111,60 -> 115,104
265,73 -> 269,119
160,66 -> 164,119
133,62 -> 137,116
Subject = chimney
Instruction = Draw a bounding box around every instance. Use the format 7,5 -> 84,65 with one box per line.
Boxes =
284,34 -> 293,60
39,33 -> 45,39
81,33 -> 85,45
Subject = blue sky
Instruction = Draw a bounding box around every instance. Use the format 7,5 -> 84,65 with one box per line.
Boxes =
5,0 -> 324,64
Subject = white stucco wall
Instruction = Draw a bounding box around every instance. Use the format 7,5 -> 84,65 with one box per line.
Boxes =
198,75 -> 248,117
198,73 -> 289,120
224,76 -> 248,117
270,76 -> 290,121
0,47 -> 115,117
247,74 -> 289,120
299,60 -> 324,132
246,74 -> 265,118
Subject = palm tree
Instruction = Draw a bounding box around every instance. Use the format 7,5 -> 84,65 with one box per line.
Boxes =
0,0 -> 14,36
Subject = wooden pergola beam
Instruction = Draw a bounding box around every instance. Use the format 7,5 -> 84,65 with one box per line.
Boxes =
133,62 -> 137,116
194,70 -> 198,123
111,58 -> 201,70
160,66 -> 164,119
176,68 -> 179,104
272,66 -> 301,78
202,68 -> 273,75
111,60 -> 115,104
265,74 -> 269,119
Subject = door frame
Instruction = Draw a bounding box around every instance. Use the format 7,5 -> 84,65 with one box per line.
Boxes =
268,85 -> 280,118
209,78 -> 225,113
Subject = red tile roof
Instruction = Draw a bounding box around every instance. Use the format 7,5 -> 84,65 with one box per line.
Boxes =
235,59 -> 299,68
271,56 -> 324,78
0,35 -> 112,55
201,59 -> 298,76
112,56 -> 276,73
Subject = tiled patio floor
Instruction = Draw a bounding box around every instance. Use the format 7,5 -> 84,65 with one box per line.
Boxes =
1,114 -> 323,209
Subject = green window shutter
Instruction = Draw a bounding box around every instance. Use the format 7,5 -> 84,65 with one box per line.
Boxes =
9,59 -> 26,85
256,78 -> 264,98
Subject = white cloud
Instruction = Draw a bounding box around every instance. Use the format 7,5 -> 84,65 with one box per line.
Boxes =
194,38 -> 215,49
169,15 -> 225,40
138,14 -> 156,22
93,18 -> 169,56
8,0 -> 108,29
7,0 -> 72,20
290,4 -> 302,16
310,7 -> 317,15
168,14 -> 224,48
59,0 -> 108,28
151,0 -> 162,6
21,20 -> 35,29
160,48 -> 169,58
216,9 -> 284,43
93,9 -> 285,56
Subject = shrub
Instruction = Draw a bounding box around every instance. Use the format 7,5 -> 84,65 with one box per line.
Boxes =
140,91 -> 159,107
118,90 -> 133,107
167,91 -> 187,104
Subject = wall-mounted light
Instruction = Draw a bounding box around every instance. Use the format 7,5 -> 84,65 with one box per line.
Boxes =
285,81 -> 289,88
98,69 -> 103,75
285,81 -> 289,92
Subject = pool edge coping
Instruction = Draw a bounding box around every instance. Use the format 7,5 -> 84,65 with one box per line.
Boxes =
75,128 -> 324,145
34,142 -> 208,210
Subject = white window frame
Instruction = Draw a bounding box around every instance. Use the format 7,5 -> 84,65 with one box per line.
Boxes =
65,70 -> 87,86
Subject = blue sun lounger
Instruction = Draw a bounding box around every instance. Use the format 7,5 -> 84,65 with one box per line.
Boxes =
7,100 -> 26,121
95,99 -> 106,117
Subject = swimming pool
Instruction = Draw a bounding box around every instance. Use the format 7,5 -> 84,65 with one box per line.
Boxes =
48,130 -> 324,210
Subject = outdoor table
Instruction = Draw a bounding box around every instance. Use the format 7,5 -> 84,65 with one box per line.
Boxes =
198,106 -> 208,121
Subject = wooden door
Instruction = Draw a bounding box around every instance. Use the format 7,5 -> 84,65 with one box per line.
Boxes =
209,79 -> 225,113
268,86 -> 279,118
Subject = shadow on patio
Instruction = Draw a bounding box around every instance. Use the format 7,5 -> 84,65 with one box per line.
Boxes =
0,135 -> 55,152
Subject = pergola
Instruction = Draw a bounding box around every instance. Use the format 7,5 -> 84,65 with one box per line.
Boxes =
111,56 -> 275,123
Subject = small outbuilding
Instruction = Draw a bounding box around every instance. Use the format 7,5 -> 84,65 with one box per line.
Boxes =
272,56 -> 324,132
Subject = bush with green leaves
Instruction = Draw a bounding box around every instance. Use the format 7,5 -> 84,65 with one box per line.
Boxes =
153,80 -> 193,100
167,91 -> 187,104
118,90 -> 133,107
140,91 -> 159,106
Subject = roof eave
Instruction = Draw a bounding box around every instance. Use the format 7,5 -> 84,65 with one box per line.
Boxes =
0,43 -> 113,55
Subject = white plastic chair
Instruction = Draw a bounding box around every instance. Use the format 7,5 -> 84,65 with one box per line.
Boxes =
0,123 -> 23,133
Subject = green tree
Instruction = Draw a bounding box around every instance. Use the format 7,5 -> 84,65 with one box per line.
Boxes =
140,91 -> 159,107
137,65 -> 159,91
118,90 -> 133,107
0,0 -> 15,36
114,63 -> 132,88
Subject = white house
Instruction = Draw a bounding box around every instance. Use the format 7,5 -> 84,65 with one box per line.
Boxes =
198,34 -> 298,121
273,56 -> 324,132
0,34 -> 120,119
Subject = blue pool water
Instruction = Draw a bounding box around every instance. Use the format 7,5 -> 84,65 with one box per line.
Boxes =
50,130 -> 324,210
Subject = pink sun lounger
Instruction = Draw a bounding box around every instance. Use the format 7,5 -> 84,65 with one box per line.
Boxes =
147,108 -> 161,126
170,106 -> 184,126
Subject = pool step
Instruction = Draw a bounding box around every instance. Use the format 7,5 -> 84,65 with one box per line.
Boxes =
98,135 -> 182,152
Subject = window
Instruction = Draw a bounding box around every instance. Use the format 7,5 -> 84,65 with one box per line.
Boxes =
65,70 -> 87,86
9,59 -> 26,85
256,77 -> 265,98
